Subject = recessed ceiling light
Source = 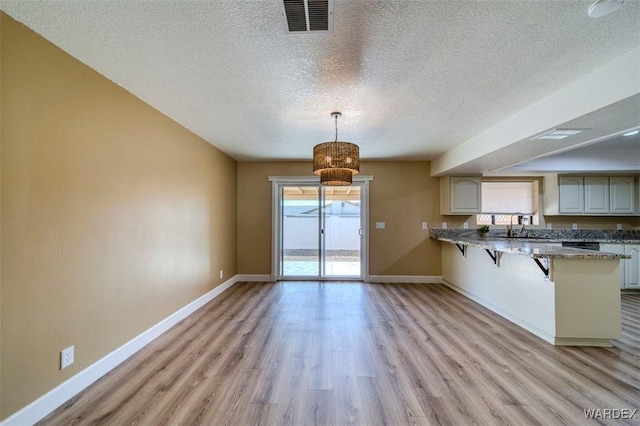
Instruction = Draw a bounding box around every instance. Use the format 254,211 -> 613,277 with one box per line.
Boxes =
532,129 -> 587,140
588,0 -> 625,18
623,130 -> 639,137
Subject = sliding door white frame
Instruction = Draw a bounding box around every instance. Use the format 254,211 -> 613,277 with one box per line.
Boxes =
268,175 -> 373,281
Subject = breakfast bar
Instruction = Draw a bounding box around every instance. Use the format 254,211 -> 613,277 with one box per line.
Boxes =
431,230 -> 631,347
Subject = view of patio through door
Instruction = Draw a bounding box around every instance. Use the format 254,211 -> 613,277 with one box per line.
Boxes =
280,184 -> 362,279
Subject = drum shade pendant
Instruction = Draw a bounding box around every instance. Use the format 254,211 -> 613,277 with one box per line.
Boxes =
312,112 -> 360,186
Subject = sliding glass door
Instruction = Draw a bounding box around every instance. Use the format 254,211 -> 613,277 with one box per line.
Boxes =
321,186 -> 361,277
278,183 -> 364,280
281,185 -> 321,277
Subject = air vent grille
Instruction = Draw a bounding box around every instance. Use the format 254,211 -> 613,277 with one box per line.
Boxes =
282,0 -> 333,33
307,0 -> 329,31
283,0 -> 307,32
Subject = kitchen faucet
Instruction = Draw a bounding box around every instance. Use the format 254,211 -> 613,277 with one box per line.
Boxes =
507,212 -> 525,237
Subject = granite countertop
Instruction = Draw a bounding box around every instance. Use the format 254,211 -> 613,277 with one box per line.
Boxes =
430,229 -> 634,259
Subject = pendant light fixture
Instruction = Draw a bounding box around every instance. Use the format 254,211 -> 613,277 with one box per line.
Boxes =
312,112 -> 360,186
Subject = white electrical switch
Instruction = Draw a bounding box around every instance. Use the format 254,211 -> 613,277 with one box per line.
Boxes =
421,222 -> 428,230
376,222 -> 385,229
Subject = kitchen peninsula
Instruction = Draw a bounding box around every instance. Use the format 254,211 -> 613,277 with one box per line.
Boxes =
430,229 -> 633,347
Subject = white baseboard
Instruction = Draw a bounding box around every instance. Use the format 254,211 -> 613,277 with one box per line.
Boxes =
235,274 -> 273,282
440,279 -> 556,345
1,276 -> 241,426
367,275 -> 442,284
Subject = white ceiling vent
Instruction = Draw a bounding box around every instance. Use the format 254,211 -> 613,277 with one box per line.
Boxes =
281,0 -> 334,33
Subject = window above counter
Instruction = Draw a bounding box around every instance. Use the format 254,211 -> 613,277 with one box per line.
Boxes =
478,180 -> 540,225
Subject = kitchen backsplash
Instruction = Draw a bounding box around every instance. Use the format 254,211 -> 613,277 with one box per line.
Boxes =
429,228 -> 640,243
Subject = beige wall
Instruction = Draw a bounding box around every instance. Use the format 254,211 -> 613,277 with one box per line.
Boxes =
237,162 -> 309,274
365,162 -> 441,276
0,14 -> 237,419
237,161 -> 443,277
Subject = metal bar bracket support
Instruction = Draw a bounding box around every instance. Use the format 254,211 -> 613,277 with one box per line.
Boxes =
484,249 -> 501,266
533,258 -> 550,278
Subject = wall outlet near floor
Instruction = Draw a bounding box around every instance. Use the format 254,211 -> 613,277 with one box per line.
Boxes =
61,346 -> 74,370
219,270 -> 223,279
572,223 -> 578,230
422,222 -> 428,230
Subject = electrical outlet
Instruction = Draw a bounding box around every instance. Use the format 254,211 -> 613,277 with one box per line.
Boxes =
572,223 -> 578,230
376,222 -> 385,229
546,223 -> 553,229
442,222 -> 447,229
219,270 -> 223,279
421,222 -> 428,230
463,223 -> 469,229
61,346 -> 74,370
617,224 -> 623,230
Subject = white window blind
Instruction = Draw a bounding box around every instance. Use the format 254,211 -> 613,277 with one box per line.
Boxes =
481,181 -> 536,214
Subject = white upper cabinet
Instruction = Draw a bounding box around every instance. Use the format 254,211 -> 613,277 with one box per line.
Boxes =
440,176 -> 482,215
558,175 -> 637,216
559,176 -> 584,214
610,177 -> 635,215
584,176 -> 609,214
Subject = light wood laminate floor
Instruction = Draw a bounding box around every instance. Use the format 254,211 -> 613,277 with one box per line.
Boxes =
40,282 -> 640,425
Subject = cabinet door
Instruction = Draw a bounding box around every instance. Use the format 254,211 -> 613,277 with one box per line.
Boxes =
601,244 -> 625,289
624,245 -> 640,289
450,177 -> 481,213
610,177 -> 635,215
584,177 -> 609,214
559,176 -> 584,214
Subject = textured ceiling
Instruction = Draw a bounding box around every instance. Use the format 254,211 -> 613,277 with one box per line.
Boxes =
1,0 -> 639,167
